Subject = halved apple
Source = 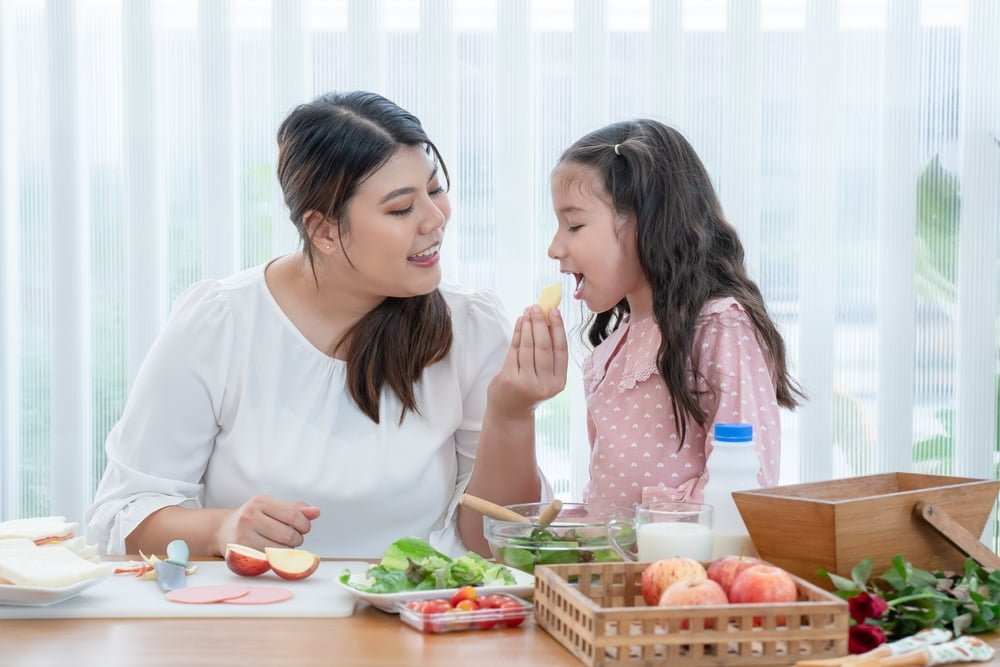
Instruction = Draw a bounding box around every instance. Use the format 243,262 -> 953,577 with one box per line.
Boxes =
264,547 -> 320,580
225,543 -> 271,577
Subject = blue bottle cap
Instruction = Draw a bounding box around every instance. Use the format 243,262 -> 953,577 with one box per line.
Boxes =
714,422 -> 753,443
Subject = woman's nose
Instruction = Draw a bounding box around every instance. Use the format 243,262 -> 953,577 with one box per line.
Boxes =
420,200 -> 447,234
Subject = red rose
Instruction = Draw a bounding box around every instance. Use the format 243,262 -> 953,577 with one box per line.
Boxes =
848,592 -> 889,623
848,623 -> 887,654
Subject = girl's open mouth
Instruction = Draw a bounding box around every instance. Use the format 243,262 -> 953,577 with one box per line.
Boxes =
573,273 -> 585,299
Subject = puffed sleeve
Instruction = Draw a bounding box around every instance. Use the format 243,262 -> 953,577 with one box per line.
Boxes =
427,288 -> 553,555
692,300 -> 781,486
84,280 -> 233,555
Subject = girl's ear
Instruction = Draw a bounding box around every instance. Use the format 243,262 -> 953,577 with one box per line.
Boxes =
304,210 -> 338,255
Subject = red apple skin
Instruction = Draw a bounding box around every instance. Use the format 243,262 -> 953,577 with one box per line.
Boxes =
729,564 -> 798,625
271,558 -> 319,581
706,555 -> 763,597
658,576 -> 729,629
224,544 -> 271,577
640,557 -> 707,606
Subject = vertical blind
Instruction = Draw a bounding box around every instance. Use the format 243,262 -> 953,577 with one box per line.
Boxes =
0,0 -> 997,537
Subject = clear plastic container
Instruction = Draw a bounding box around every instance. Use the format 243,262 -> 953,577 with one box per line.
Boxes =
396,594 -> 532,634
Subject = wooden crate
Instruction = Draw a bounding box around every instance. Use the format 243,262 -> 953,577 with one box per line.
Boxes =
533,561 -> 848,667
733,473 -> 1000,588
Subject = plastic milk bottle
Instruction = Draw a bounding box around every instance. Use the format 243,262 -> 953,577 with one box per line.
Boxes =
702,423 -> 759,558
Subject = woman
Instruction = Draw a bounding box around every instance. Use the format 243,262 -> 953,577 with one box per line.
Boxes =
85,91 -> 567,557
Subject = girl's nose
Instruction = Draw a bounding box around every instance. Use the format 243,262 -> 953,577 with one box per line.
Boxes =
547,235 -> 563,260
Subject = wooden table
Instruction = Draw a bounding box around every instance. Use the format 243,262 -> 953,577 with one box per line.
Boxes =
2,604 -> 581,667
8,609 -> 1000,667
7,555 -> 1000,667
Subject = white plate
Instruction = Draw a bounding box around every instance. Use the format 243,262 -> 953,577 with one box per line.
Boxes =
334,563 -> 534,613
0,574 -> 112,607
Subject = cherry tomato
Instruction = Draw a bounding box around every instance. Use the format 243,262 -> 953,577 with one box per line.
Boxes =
450,585 -> 478,607
419,598 -> 452,633
479,594 -> 508,609
475,613 -> 499,631
455,599 -> 479,612
422,599 -> 452,614
497,599 -> 527,628
445,608 -> 473,631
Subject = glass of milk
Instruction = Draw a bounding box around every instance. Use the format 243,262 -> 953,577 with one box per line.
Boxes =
608,502 -> 714,562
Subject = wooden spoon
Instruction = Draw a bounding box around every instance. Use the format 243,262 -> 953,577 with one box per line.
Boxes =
459,494 -> 530,524
536,498 -> 563,529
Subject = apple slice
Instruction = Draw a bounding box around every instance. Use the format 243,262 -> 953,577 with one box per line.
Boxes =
225,543 -> 271,577
537,283 -> 562,323
264,547 -> 320,580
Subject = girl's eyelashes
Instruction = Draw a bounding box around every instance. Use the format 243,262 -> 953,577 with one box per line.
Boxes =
568,224 -> 583,233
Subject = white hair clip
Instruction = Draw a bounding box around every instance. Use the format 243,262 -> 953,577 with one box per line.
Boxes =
613,144 -> 621,156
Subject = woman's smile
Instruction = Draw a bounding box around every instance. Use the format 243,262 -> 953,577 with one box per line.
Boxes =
407,242 -> 441,268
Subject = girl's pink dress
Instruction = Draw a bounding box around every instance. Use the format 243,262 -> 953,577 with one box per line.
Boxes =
582,298 -> 781,507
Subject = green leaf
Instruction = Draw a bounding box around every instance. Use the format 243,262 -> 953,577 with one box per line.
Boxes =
497,546 -> 537,573
890,554 -> 910,579
909,567 -> 940,590
851,559 -> 873,588
379,536 -> 450,571
819,568 -> 859,593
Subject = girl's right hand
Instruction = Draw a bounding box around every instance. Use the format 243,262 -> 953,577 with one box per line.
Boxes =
215,495 -> 321,555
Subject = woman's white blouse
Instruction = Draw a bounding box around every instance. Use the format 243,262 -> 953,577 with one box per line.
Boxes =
85,265 -> 513,558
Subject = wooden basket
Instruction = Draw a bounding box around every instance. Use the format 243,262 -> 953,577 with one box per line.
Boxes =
733,473 -> 1000,588
533,561 -> 848,667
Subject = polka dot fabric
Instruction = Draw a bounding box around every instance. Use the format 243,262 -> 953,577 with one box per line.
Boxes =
581,298 -> 781,507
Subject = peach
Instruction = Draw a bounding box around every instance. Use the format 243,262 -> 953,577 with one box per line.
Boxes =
264,547 -> 320,580
224,543 -> 270,577
706,555 -> 763,597
658,577 -> 729,629
640,556 -> 707,606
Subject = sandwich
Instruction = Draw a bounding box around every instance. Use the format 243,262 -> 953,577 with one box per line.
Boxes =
0,516 -> 79,546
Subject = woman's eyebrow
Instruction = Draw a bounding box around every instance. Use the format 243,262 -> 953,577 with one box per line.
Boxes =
378,166 -> 441,204
379,187 -> 415,204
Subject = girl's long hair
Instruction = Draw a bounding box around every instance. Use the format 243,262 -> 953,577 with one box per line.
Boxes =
559,119 -> 804,439
276,91 -> 452,423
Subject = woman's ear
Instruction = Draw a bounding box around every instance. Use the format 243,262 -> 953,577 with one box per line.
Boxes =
304,210 -> 338,255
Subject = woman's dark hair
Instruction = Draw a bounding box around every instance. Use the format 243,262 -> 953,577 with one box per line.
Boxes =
276,91 -> 452,423
558,119 -> 805,440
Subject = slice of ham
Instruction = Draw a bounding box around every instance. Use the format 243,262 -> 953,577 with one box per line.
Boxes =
222,587 -> 293,605
166,585 -> 251,604
33,533 -> 74,546
112,561 -> 151,576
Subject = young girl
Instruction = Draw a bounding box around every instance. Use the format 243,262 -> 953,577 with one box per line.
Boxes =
547,119 -> 803,507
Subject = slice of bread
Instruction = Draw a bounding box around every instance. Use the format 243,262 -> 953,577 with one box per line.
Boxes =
0,546 -> 112,588
0,538 -> 37,551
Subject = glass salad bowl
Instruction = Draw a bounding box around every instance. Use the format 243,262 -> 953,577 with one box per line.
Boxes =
484,502 -> 635,574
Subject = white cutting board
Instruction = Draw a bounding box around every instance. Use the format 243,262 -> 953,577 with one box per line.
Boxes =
0,561 -> 366,619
